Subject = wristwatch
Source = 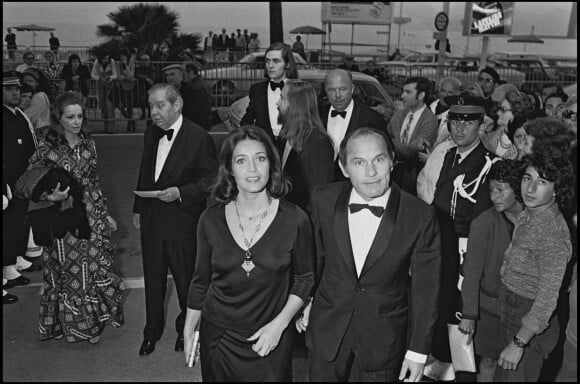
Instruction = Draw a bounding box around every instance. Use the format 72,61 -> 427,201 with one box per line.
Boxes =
513,335 -> 529,348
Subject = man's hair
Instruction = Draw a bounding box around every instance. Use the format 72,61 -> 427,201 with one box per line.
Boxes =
488,159 -> 524,203
263,42 -> 298,79
438,76 -> 462,91
67,54 -> 81,66
338,127 -> 396,167
404,77 -> 432,101
148,83 -> 182,105
525,117 -> 573,157
185,61 -> 201,76
212,125 -> 290,203
278,80 -> 329,152
544,91 -> 569,105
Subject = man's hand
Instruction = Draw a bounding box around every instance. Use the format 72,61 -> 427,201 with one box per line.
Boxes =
498,342 -> 524,370
132,213 -> 140,230
157,187 -> 180,202
398,358 -> 425,382
458,318 -> 476,344
46,182 -> 70,202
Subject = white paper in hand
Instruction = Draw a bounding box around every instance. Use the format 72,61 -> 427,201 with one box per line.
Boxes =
134,190 -> 161,198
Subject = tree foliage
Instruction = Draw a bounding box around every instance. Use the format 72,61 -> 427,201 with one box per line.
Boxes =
90,3 -> 201,61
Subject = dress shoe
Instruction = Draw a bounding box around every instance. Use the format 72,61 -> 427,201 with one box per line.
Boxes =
139,339 -> 156,356
3,292 -> 18,304
174,335 -> 184,352
4,275 -> 31,289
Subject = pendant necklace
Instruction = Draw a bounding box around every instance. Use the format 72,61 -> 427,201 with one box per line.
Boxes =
234,198 -> 272,277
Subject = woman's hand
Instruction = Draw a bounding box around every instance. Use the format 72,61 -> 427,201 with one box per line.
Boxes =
295,298 -> 312,333
183,308 -> 201,365
498,342 -> 524,370
458,318 -> 476,344
45,182 -> 70,202
247,318 -> 287,357
106,215 -> 117,231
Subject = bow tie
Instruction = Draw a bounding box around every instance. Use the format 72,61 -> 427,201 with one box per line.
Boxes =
331,109 -> 347,118
270,81 -> 284,91
349,203 -> 385,217
156,128 -> 174,141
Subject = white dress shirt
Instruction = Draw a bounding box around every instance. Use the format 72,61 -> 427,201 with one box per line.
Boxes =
347,187 -> 427,365
327,99 -> 354,159
267,82 -> 283,137
155,115 -> 183,182
401,104 -> 427,142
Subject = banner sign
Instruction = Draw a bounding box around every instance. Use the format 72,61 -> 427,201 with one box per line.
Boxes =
321,2 -> 392,25
463,2 -> 514,36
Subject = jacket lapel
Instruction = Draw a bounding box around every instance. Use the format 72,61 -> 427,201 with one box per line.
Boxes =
346,101 -> 360,135
359,184 -> 401,278
155,123 -> 185,185
333,183 -> 358,279
260,82 -> 273,135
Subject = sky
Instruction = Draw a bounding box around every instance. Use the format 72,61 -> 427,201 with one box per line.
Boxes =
3,2 -> 577,57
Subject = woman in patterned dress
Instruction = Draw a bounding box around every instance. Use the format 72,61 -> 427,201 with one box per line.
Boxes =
20,91 -> 126,344
42,50 -> 62,102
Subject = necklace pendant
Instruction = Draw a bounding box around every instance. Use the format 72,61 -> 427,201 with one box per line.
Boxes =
241,258 -> 255,277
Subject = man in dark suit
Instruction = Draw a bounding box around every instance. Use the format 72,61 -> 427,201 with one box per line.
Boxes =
387,77 -> 438,195
162,64 -> 211,130
319,69 -> 390,182
298,127 -> 441,381
240,42 -> 298,152
132,83 -> 218,356
3,71 -> 38,303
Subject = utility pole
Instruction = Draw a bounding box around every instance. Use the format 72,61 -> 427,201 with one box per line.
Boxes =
269,2 -> 284,44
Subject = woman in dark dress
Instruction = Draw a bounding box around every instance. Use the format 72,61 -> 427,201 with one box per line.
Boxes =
184,125 -> 315,381
277,80 -> 335,213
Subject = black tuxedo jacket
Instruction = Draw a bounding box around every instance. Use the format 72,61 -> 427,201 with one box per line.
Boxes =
306,182 -> 441,371
319,100 -> 391,181
132,118 -> 218,239
240,81 -> 277,141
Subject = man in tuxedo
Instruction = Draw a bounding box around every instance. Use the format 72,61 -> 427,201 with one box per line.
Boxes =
3,71 -> 38,303
319,69 -> 389,182
387,77 -> 438,195
240,42 -> 298,152
417,104 -> 495,380
300,127 -> 441,382
162,64 -> 211,130
132,83 -> 217,356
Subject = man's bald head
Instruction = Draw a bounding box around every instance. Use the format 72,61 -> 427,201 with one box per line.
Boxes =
325,69 -> 354,112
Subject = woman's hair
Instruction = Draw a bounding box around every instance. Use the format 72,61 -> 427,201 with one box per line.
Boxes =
460,81 -> 484,98
22,67 -> 51,98
504,89 -> 534,117
67,54 -> 81,66
525,117 -> 573,157
488,159 -> 524,203
212,125 -> 290,203
45,91 -> 90,147
521,149 -> 574,211
119,48 -> 131,61
263,42 -> 298,80
20,83 -> 33,95
279,80 -> 329,152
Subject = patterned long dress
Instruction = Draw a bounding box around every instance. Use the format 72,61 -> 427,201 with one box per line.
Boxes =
24,132 -> 126,343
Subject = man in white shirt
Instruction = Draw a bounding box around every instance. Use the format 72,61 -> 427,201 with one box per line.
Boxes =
132,83 -> 218,357
300,127 -> 441,382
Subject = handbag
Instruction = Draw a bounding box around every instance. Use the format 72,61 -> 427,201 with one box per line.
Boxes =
447,313 -> 476,373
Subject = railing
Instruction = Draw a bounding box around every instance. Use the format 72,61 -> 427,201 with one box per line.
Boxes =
3,45 -> 92,63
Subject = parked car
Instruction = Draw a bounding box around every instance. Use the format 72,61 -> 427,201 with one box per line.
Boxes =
487,51 -> 559,92
201,51 -> 308,105
215,69 -> 396,130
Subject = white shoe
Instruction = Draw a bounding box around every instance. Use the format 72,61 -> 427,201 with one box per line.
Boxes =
15,256 -> 32,271
423,357 -> 456,381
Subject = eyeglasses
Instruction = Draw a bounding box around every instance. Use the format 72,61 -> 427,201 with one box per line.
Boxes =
562,110 -> 577,121
477,77 -> 495,84
449,119 -> 479,129
498,106 -> 513,113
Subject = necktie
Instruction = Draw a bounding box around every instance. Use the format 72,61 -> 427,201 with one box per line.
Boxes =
452,153 -> 461,168
331,109 -> 347,118
349,203 -> 385,217
156,128 -> 174,141
270,81 -> 284,91
401,113 -> 413,144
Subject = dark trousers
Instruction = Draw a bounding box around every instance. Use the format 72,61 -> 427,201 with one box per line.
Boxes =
140,233 -> 197,341
308,317 -> 399,382
3,198 -> 29,266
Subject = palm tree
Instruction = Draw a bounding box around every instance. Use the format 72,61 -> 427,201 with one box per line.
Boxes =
91,3 -> 201,61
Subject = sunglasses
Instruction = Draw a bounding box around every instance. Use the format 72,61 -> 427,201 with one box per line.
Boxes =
477,77 -> 495,84
562,110 -> 577,121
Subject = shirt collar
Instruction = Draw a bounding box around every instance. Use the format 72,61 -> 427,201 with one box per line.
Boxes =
455,139 -> 481,159
349,186 -> 391,209
331,99 -> 355,115
165,114 -> 183,141
408,103 -> 427,117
